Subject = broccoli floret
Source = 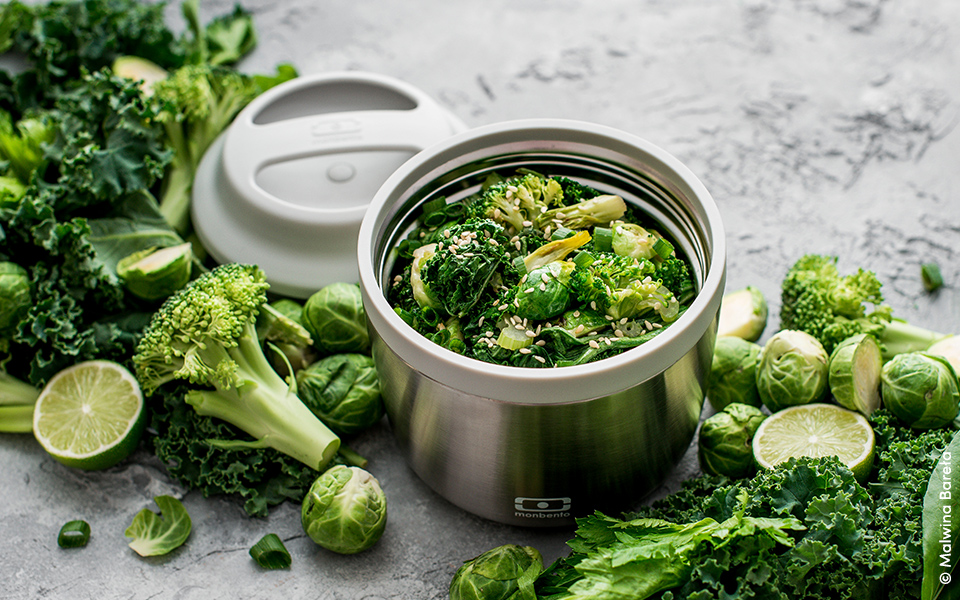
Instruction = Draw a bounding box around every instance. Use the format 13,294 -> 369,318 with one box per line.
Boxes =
553,176 -> 600,204
569,252 -> 678,321
780,254 -> 947,357
466,172 -> 563,233
655,256 -> 695,305
151,65 -> 262,233
133,263 -> 340,471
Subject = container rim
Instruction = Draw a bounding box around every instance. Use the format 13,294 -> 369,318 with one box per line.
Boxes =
357,118 -> 726,404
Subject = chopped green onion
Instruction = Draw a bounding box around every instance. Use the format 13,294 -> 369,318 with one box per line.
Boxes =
497,325 -> 533,350
249,533 -> 291,570
512,255 -> 527,275
421,306 -> 442,327
337,444 -> 368,468
922,262 -> 944,292
422,197 -> 448,216
551,227 -> 576,241
443,203 -> 466,219
573,251 -> 596,268
653,237 -> 674,259
394,307 -> 415,326
58,520 -> 91,548
447,338 -> 467,354
423,212 -> 447,227
594,227 -> 613,252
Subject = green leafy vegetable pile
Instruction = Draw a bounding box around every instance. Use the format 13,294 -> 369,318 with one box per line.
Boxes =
387,171 -> 696,367
0,0 -> 340,516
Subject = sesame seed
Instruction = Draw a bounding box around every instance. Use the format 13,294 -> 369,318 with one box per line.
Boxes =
644,321 -> 653,331
515,324 -> 525,330
444,230 -> 451,238
499,304 -> 509,311
525,330 -> 537,338
536,340 -> 546,346
614,330 -> 625,338
525,287 -> 535,294
478,317 -> 485,327
507,185 -> 518,192
505,189 -> 514,199
540,206 -> 547,213
494,208 -> 502,219
544,226 -> 552,236
522,220 -> 532,228
590,301 -> 597,310
489,239 -> 499,246
534,355 -> 546,363
589,340 -> 600,349
539,283 -> 547,291
557,212 -> 566,219
573,310 -> 581,317
620,317 -> 628,324
575,324 -> 584,334
515,241 -> 522,250
540,273 -> 550,283
519,347 -> 531,354
513,299 -> 520,308
652,323 -> 663,329
605,315 -> 614,321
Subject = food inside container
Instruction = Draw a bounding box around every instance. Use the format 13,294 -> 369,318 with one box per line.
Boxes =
384,169 -> 698,368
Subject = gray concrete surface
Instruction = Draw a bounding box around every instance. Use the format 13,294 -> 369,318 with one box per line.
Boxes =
3,0 -> 960,598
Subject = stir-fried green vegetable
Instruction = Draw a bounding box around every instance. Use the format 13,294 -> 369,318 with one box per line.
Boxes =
387,171 -> 696,367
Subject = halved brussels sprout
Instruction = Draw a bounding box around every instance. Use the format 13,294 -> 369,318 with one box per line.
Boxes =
0,262 -> 30,331
828,333 -> 882,416
717,286 -> 767,342
116,243 -> 193,301
514,261 -> 574,321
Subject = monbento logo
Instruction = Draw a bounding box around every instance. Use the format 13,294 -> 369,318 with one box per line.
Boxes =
514,497 -> 571,519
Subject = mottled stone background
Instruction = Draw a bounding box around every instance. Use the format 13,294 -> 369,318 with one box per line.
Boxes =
2,1 -> 958,598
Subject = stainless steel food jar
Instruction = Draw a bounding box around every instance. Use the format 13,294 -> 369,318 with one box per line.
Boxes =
357,119 -> 726,526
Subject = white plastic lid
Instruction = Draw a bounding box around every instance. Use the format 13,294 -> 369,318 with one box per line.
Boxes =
191,71 -> 467,298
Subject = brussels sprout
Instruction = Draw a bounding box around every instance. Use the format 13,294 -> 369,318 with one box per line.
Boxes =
449,544 -> 544,600
116,243 -> 193,301
756,330 -> 829,412
301,465 -> 387,554
302,282 -> 370,354
0,262 -> 30,331
296,353 -> 383,435
716,286 -> 767,342
881,352 -> 960,429
698,403 -> 767,478
514,261 -> 574,321
708,336 -> 762,411
828,333 -> 882,416
270,298 -> 306,324
410,243 -> 441,310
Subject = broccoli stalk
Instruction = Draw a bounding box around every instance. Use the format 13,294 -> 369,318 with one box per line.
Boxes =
152,65 -> 261,234
0,370 -> 41,433
535,194 -> 627,230
133,263 -> 340,471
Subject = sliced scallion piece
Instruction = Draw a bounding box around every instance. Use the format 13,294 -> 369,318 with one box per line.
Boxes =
512,255 -> 527,275
573,251 -> 596,268
58,520 -> 91,548
249,533 -> 291,570
593,227 -> 613,252
653,237 -> 674,259
551,226 -> 575,241
497,325 -> 533,350
922,262 -> 944,292
422,196 -> 448,216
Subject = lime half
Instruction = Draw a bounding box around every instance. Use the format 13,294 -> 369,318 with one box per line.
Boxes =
33,360 -> 145,470
752,403 -> 875,481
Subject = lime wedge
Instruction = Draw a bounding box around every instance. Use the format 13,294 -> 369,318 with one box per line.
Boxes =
752,403 -> 875,481
33,360 -> 145,470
